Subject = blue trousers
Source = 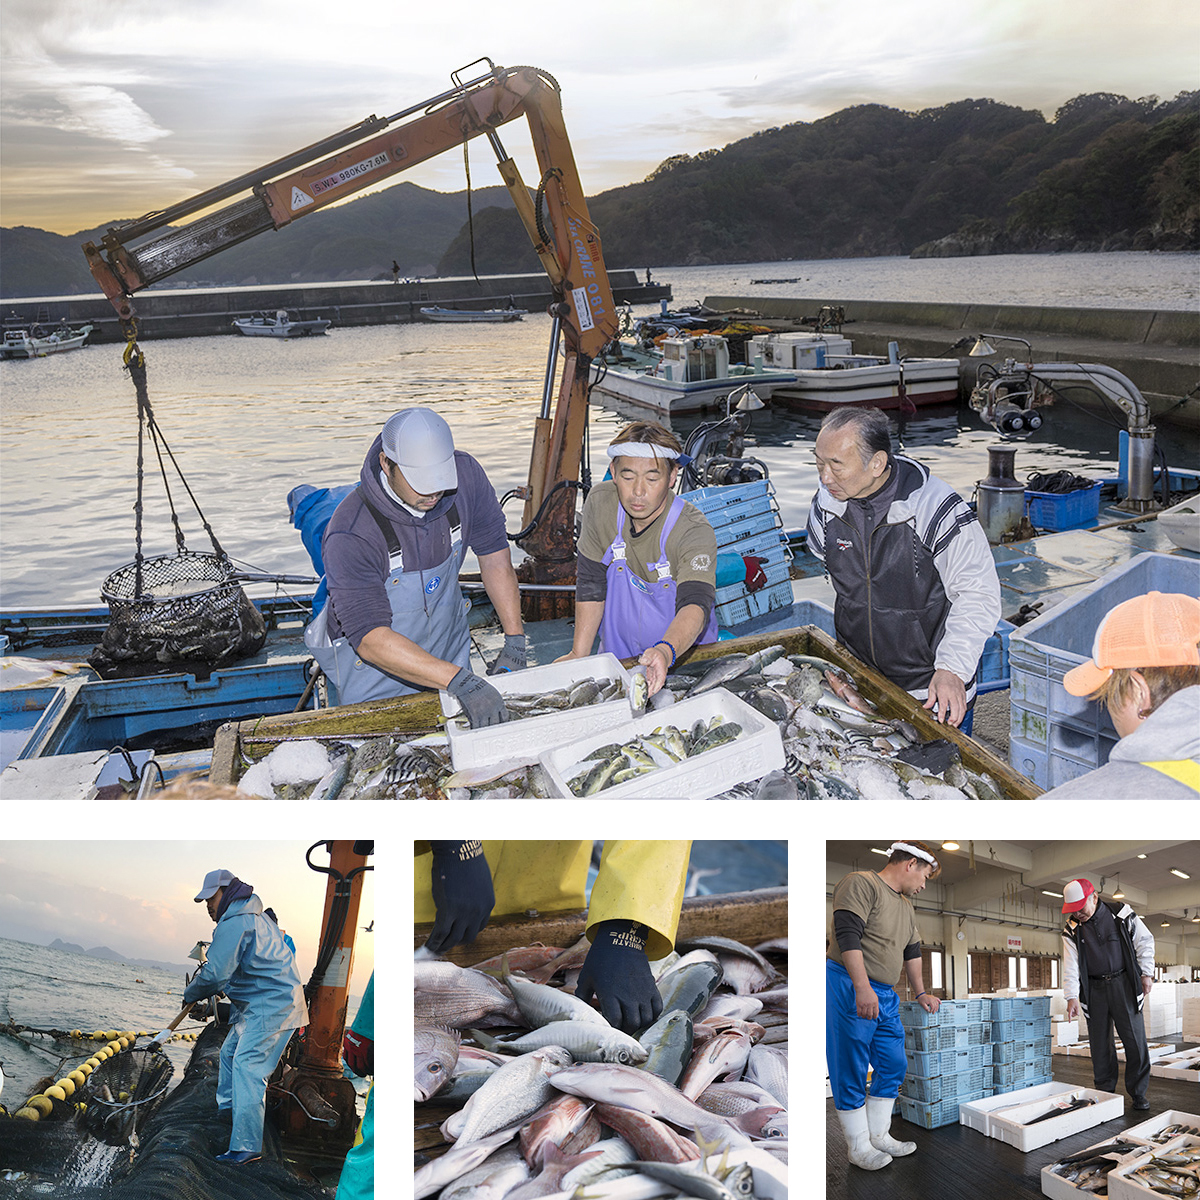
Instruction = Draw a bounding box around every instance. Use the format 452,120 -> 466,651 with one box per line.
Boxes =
216,1016 -> 296,1153
826,958 -> 907,1109
335,1082 -> 373,1199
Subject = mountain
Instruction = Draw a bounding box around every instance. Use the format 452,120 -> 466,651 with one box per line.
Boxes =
3,90 -> 1196,298
48,937 -> 191,976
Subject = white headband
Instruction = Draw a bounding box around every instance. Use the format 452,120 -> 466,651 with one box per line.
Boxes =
889,841 -> 938,866
606,442 -> 681,461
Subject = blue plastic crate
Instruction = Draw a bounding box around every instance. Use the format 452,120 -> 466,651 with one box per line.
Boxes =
905,1045 -> 990,1076
901,1067 -> 988,1103
904,1023 -> 988,1052
1017,996 -> 1051,1019
897,1088 -> 990,1130
992,1036 -> 1052,1063
990,1017 -> 1047,1044
1025,482 -> 1102,531
994,1072 -> 1052,1096
992,1058 -> 1053,1089
934,999 -> 979,1026
898,1001 -> 944,1028
977,619 -> 1015,694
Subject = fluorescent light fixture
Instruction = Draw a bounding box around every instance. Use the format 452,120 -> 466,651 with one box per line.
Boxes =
870,848 -> 889,857
1170,868 -> 1190,879
942,841 -> 960,851
1137,854 -> 1147,859
1160,921 -> 1171,927
1042,890 -> 1062,897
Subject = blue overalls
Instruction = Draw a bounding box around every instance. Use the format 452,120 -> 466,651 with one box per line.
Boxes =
305,497 -> 468,705
598,495 -> 718,659
335,973 -> 374,1200
826,958 -> 907,1109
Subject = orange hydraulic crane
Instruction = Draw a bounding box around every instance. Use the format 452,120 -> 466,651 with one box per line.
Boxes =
83,61 -> 619,617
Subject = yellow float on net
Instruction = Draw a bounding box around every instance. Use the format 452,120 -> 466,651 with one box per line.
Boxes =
92,1030 -> 107,1040
106,1041 -> 121,1054
85,1057 -> 100,1070
44,1086 -> 67,1102
13,1107 -> 41,1121
70,1029 -> 82,1039
27,1096 -> 53,1116
55,1078 -> 76,1098
69,1070 -> 86,1086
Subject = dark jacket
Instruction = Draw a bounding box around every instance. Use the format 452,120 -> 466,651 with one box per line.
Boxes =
1062,900 -> 1155,1017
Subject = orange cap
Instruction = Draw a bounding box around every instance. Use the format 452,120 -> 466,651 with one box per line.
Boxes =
1063,591 -> 1200,697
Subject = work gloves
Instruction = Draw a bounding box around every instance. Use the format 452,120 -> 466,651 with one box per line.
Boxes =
447,667 -> 509,727
343,1028 -> 374,1076
486,633 -> 527,676
742,555 -> 768,593
426,840 -> 495,953
576,919 -> 662,1034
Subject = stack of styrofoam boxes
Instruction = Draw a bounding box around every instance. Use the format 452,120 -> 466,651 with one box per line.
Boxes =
896,998 -> 993,1128
1146,982 -> 1179,1040
990,995 -> 1053,1093
1183,992 -> 1200,1045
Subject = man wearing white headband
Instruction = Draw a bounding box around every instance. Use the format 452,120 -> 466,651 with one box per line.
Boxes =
560,421 -> 718,694
827,841 -> 941,1171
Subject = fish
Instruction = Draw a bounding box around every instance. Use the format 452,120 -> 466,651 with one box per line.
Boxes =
439,1146 -> 531,1200
445,1045 -> 573,1145
677,936 -> 782,993
414,1127 -> 516,1199
414,960 -> 522,1029
1022,1096 -> 1095,1124
697,994 -> 763,1022
468,944 -> 566,977
501,950 -> 608,1027
472,1022 -> 649,1064
517,1094 -> 596,1168
743,1043 -> 787,1108
695,1080 -> 783,1119
524,934 -> 594,985
677,1028 -> 752,1100
628,667 -> 649,716
504,1143 -> 607,1199
636,1008 -> 694,1085
547,1063 -> 752,1148
626,1158 -> 752,1200
687,654 -> 751,695
652,959 -> 723,1026
414,1023 -> 460,1101
594,1103 -> 702,1164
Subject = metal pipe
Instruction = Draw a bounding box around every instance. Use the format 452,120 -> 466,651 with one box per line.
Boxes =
541,315 -> 562,419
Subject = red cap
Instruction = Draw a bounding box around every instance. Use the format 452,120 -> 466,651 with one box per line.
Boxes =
1061,878 -> 1095,914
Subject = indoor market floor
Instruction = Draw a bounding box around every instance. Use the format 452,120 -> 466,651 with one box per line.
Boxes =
826,1039 -> 1199,1198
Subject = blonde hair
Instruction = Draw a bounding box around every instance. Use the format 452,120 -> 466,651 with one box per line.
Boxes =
1091,664 -> 1200,718
608,421 -> 682,459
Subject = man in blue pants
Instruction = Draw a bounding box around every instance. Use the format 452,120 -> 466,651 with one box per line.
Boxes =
827,841 -> 941,1170
186,868 -> 308,1165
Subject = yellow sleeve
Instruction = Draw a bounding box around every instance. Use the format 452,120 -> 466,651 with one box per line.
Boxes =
586,840 -> 691,960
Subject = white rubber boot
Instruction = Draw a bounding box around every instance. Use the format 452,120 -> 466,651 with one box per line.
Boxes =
836,1105 -> 893,1170
867,1095 -> 917,1156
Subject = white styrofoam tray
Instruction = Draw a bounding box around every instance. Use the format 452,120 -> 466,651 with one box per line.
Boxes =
987,1087 -> 1124,1152
540,688 -> 784,799
959,1081 -> 1077,1136
1123,1110 -> 1200,1143
438,653 -> 633,770
1109,1134 -> 1200,1200
1040,1133 -> 1155,1200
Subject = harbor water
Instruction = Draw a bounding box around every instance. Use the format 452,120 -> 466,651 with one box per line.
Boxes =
1,253 -> 1196,610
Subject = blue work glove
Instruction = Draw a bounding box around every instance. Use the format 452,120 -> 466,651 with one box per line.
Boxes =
426,840 -> 495,952
575,920 -> 662,1034
446,668 -> 510,728
486,633 -> 528,675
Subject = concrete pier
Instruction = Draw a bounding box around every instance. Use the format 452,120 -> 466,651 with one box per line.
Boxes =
4,270 -> 670,344
705,294 -> 1199,429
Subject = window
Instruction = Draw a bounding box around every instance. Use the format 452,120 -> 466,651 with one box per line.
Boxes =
1007,958 -> 1017,988
1051,959 -> 1059,988
1019,958 -> 1028,988
931,951 -> 943,991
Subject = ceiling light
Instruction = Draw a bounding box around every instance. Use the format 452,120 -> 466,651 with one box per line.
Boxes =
1161,922 -> 1171,928
1192,916 -> 1200,923
942,841 -> 960,851
1113,876 -> 1124,899
1042,890 -> 1062,897
1170,868 -> 1190,879
1137,854 -> 1147,859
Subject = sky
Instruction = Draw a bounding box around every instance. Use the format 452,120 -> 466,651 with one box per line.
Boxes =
0,840 -> 375,1000
1,0 -> 1197,235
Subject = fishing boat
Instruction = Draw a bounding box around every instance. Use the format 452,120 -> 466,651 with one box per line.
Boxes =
418,305 -> 527,322
588,334 -> 800,415
0,321 -> 94,360
232,310 -> 331,337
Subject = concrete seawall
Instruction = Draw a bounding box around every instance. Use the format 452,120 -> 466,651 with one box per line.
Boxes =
5,271 -> 670,344
705,294 -> 1199,428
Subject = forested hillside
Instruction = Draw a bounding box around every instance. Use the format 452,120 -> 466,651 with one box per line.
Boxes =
3,91 -> 1195,297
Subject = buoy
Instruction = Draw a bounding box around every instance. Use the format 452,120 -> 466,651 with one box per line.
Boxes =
44,1086 -> 66,1102
55,1078 -> 75,1098
70,1029 -> 81,1039
106,1041 -> 121,1054
118,1037 -> 131,1050
13,1107 -> 40,1121
69,1070 -> 86,1087
27,1096 -> 53,1116
77,1102 -> 87,1113
85,1058 -> 100,1070
92,1031 -> 106,1040
118,1090 -> 130,1102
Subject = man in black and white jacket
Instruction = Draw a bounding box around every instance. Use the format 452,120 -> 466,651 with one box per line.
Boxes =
1061,877 -> 1156,1110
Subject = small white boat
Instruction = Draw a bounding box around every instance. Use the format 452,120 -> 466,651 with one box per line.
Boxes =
588,334 -> 799,415
751,332 -> 960,411
1,322 -> 93,359
1158,495 -> 1200,553
232,310 -> 331,338
419,306 -> 527,323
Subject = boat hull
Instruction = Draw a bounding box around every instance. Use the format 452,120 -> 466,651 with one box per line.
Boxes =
1,326 -> 93,359
588,365 -> 799,414
419,307 -> 526,323
233,318 -> 331,337
771,357 -> 961,411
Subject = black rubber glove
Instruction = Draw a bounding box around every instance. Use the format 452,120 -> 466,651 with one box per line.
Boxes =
446,668 -> 510,727
426,841 -> 495,953
575,919 -> 662,1034
486,633 -> 527,675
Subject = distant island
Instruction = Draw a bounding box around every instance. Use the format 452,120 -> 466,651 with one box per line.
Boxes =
48,937 -> 192,977
1,89 -> 1195,299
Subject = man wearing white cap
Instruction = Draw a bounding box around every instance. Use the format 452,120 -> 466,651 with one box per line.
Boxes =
827,841 -> 941,1171
562,421 -> 718,695
305,407 -> 526,723
1061,878 -> 1155,1110
185,869 -> 308,1164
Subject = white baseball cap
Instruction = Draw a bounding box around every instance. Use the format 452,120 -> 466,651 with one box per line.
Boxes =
1061,878 -> 1096,914
380,408 -> 457,495
194,868 -> 235,902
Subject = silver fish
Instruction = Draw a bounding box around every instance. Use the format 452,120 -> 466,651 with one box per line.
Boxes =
473,1021 -> 648,1065
415,960 -> 522,1029
447,1045 -> 573,1145
501,951 -> 607,1027
744,1042 -> 787,1108
414,1127 -> 515,1199
415,1022 -> 460,1101
687,654 -> 750,695
637,1008 -> 694,1086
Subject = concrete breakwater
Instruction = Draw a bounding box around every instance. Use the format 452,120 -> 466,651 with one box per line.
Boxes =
5,270 -> 670,344
706,294 -> 1199,428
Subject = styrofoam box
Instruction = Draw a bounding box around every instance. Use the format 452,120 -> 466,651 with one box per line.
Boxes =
438,653 -> 633,769
1117,1042 -> 1173,1062
1123,1109 -> 1200,1144
1039,1133 -> 1154,1200
959,1081 -> 1077,1135
986,1087 -> 1124,1152
1053,1021 -> 1079,1046
539,688 -> 784,799
1151,1046 -> 1200,1081
1109,1134 -> 1200,1200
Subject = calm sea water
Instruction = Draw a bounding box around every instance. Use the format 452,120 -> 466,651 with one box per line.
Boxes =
1,253 -> 1195,609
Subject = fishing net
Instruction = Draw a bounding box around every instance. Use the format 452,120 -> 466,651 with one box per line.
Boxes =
77,1047 -> 175,1145
89,551 -> 266,675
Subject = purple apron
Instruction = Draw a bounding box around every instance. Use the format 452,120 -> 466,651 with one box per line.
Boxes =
599,495 -> 719,660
